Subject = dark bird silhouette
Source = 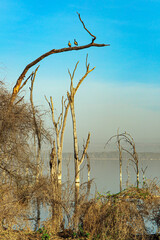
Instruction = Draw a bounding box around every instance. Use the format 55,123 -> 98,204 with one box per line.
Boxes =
74,39 -> 78,46
68,41 -> 71,47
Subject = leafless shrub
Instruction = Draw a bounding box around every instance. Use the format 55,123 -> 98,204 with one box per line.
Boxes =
0,83 -> 35,184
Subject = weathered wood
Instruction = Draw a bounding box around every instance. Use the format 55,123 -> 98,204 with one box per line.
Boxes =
67,57 -> 92,229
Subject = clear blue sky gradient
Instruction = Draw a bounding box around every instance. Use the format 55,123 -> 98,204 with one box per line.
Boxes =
1,0 -> 160,151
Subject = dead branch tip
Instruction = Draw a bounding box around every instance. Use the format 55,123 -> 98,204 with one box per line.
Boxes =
77,12 -> 96,43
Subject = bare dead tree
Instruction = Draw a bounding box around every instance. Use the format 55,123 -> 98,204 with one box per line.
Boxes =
9,12 -> 109,106
45,56 -> 94,230
45,55 -> 94,186
67,58 -> 93,230
45,94 -> 69,230
45,96 -> 66,186
106,131 -> 140,189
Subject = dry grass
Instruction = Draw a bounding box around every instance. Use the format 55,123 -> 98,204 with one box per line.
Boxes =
79,185 -> 160,240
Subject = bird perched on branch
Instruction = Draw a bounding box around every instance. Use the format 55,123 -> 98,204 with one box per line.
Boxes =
68,41 -> 71,47
74,39 -> 78,46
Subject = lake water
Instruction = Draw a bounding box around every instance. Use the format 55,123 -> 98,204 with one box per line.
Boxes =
61,155 -> 160,195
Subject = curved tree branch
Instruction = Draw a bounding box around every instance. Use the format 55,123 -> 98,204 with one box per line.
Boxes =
10,11 -> 110,106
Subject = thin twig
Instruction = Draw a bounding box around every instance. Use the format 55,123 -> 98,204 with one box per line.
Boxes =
77,12 -> 96,43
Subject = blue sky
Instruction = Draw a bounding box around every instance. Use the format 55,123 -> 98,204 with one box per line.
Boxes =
0,0 -> 160,151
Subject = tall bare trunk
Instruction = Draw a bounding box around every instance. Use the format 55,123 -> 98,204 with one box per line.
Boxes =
117,132 -> 122,192
50,141 -> 60,230
69,98 -> 80,229
67,60 -> 92,229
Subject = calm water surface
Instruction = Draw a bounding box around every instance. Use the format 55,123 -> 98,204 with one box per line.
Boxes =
62,158 -> 160,194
